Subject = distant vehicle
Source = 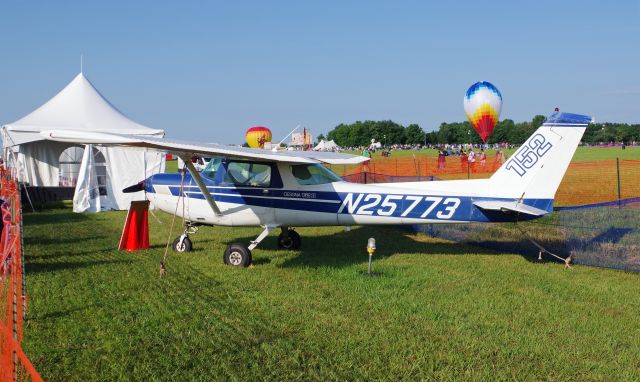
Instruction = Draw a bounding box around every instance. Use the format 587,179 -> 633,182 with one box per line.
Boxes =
41,112 -> 591,268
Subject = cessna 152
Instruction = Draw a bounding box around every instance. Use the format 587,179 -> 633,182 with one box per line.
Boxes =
41,112 -> 591,268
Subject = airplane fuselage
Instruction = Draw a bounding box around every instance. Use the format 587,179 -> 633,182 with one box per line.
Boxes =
145,161 -> 550,228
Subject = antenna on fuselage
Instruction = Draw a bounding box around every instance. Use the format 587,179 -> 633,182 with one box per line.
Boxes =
273,124 -> 301,152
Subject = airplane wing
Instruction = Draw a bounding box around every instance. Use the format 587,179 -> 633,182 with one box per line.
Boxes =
39,130 -> 368,165
473,200 -> 549,217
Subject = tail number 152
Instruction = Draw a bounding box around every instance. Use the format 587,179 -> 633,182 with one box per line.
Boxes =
505,133 -> 553,177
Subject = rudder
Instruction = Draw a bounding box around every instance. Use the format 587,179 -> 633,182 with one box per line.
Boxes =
489,112 -> 591,201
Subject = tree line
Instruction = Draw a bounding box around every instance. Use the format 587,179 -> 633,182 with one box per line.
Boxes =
322,117 -> 640,146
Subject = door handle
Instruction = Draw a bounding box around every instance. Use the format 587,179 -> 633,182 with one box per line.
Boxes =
262,189 -> 269,194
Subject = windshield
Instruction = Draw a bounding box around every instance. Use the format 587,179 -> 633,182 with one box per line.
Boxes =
290,164 -> 342,185
202,157 -> 222,179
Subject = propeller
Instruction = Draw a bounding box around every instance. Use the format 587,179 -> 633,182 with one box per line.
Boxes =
122,181 -> 145,193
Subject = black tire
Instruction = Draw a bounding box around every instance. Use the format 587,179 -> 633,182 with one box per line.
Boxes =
172,236 -> 193,253
277,229 -> 301,250
223,243 -> 252,267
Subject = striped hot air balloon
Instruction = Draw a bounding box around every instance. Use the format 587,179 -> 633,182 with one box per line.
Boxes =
245,126 -> 272,148
464,81 -> 502,142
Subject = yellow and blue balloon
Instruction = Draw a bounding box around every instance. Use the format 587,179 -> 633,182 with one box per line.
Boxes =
464,81 -> 502,142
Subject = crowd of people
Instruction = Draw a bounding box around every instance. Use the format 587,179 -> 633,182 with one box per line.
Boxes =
580,141 -> 639,148
436,148 -> 506,171
341,141 -> 514,156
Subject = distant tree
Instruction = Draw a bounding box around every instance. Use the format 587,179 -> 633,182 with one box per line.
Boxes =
425,131 -> 438,144
327,120 -> 405,146
325,116 -> 640,146
403,124 -> 425,144
488,119 -> 513,144
316,133 -> 326,142
532,115 -> 546,129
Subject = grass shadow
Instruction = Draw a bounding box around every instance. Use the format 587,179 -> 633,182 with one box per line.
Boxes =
226,226 -> 503,269
23,211 -> 89,226
23,235 -> 108,246
26,259 -> 133,274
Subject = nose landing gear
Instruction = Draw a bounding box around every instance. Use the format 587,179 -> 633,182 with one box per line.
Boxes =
172,222 -> 199,253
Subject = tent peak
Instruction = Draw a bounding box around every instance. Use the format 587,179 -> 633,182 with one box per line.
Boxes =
3,72 -> 164,145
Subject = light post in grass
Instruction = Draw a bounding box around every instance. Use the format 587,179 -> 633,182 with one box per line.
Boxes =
367,238 -> 376,276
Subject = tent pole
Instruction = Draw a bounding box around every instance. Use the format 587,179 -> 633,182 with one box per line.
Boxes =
2,129 -> 36,212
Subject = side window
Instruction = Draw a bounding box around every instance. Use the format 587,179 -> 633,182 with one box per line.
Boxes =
224,161 -> 272,187
291,164 -> 342,185
58,146 -> 84,186
202,157 -> 222,179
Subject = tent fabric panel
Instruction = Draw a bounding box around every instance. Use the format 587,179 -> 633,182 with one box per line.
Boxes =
16,141 -> 71,187
100,147 -> 165,210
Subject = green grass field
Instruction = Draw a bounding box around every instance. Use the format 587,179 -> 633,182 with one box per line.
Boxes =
22,205 -> 640,380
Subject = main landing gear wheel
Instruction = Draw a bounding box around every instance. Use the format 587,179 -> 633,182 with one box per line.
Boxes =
172,236 -> 193,252
277,229 -> 301,250
224,243 -> 252,267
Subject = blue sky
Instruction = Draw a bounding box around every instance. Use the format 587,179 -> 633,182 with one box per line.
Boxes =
1,1 -> 638,143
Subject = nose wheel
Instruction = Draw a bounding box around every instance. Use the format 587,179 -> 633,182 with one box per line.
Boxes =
172,223 -> 198,253
172,235 -> 193,252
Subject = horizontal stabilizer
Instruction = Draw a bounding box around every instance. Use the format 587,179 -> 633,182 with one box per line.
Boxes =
473,200 -> 549,217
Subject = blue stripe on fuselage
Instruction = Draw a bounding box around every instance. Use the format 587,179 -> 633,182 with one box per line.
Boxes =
147,173 -> 552,222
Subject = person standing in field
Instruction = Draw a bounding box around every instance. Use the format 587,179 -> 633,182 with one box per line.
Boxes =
468,149 -> 476,172
437,150 -> 446,170
460,150 -> 468,171
479,149 -> 487,168
495,149 -> 506,167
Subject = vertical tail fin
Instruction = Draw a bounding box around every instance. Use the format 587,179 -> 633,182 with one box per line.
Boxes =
489,112 -> 591,201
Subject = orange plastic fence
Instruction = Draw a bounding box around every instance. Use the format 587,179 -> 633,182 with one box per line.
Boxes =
329,154 -> 503,179
330,157 -> 640,207
0,167 -> 43,382
555,159 -> 640,206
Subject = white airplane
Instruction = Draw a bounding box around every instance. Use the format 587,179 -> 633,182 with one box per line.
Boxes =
41,112 -> 591,267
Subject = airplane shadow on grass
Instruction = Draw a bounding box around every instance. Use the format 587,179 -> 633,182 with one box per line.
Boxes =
225,225 -> 558,268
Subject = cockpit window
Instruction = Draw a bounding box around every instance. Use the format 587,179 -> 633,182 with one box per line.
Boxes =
291,164 -> 342,185
224,161 -> 272,187
202,157 -> 222,179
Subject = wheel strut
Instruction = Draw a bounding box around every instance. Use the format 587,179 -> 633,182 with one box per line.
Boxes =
172,222 -> 199,253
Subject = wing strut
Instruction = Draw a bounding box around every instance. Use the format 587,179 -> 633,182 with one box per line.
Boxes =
180,155 -> 223,217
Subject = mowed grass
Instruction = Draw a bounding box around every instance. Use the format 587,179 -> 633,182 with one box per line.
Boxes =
22,205 -> 640,380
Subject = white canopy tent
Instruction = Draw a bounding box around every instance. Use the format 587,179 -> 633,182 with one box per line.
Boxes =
313,139 -> 339,151
2,72 -> 166,211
